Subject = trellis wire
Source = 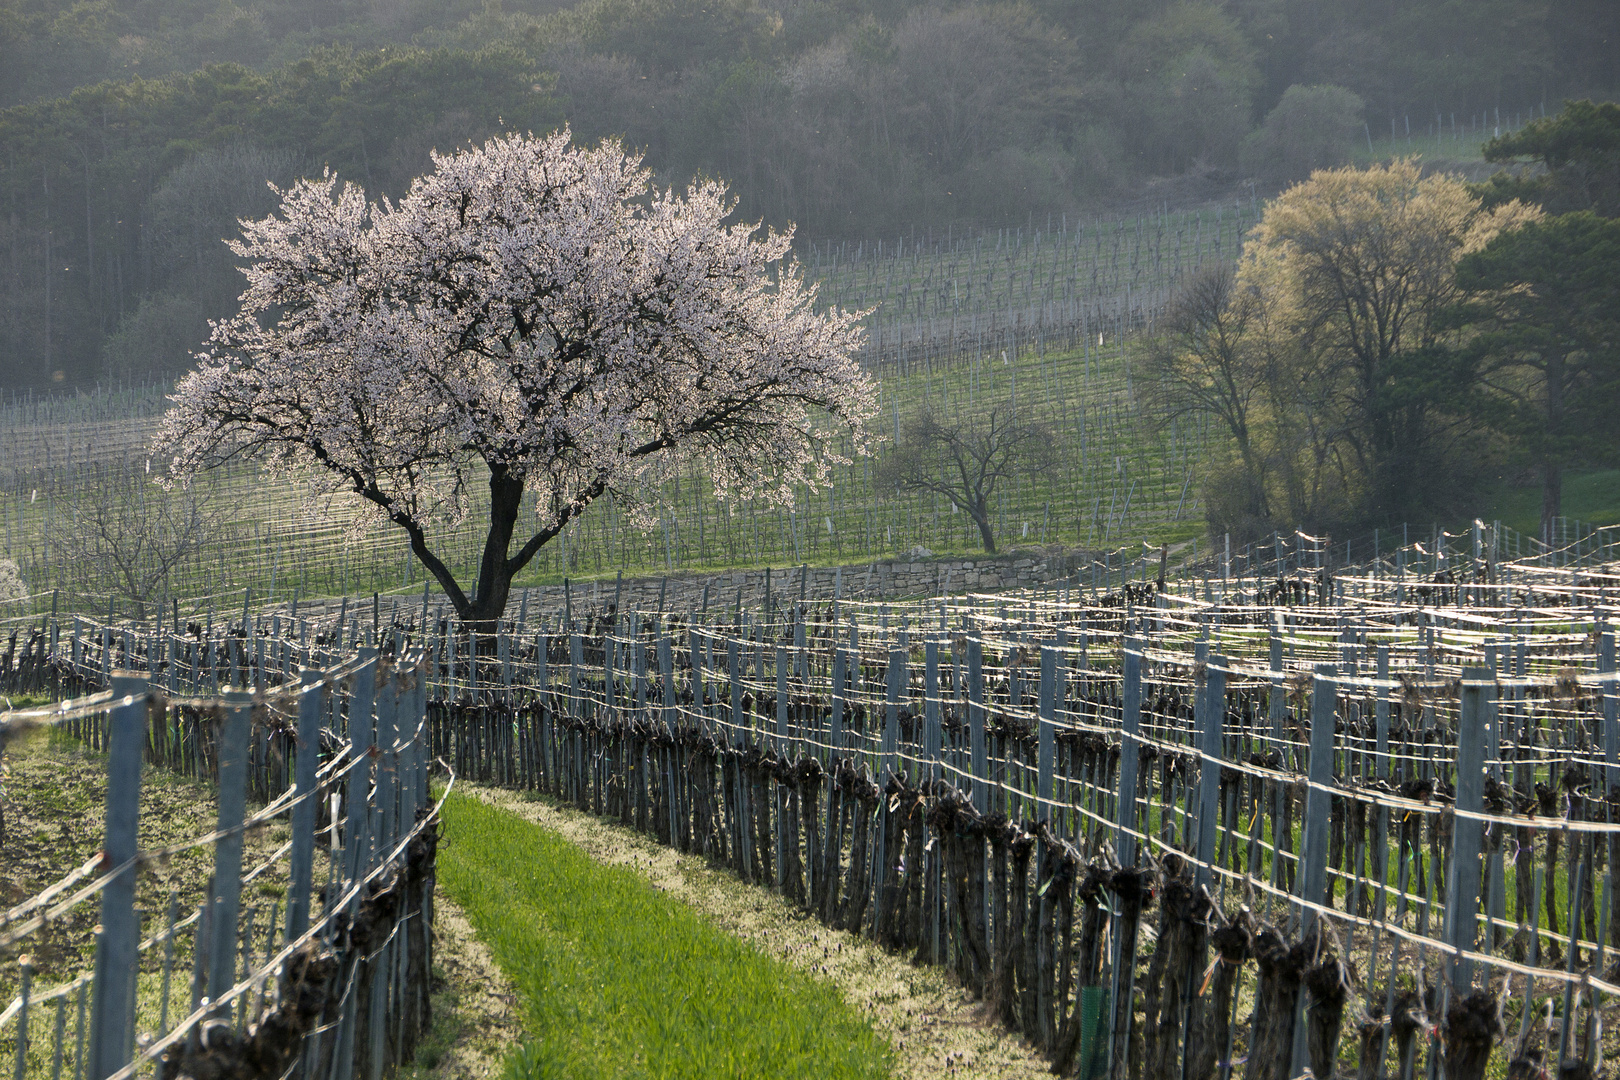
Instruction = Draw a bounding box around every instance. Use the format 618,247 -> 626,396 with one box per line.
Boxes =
29,538 -> 1620,1077
1,197 -> 1251,611
0,643 -> 440,1080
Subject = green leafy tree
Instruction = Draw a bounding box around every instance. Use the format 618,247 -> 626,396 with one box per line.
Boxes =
545,0 -> 778,76
1240,83 -> 1364,186
1455,211 -> 1620,535
1232,160 -> 1539,525
1115,2 -> 1258,174
0,45 -> 558,389
1475,99 -> 1620,217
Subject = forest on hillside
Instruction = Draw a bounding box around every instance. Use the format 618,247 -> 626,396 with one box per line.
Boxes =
0,0 -> 1615,391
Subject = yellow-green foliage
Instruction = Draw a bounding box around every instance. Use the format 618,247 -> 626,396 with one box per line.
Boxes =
1199,160 -> 1540,529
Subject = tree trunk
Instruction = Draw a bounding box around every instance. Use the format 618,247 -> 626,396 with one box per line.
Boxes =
1541,460 -> 1562,544
465,470 -> 525,631
972,497 -> 997,553
1542,349 -> 1566,541
412,465 -> 607,631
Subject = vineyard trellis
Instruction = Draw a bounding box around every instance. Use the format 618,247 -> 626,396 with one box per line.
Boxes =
10,526 -> 1620,1078
0,648 -> 439,1080
801,200 -> 1258,376
0,103 -> 1561,614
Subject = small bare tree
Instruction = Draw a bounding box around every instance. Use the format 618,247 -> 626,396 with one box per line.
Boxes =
1142,262 -> 1271,527
875,405 -> 1054,553
64,466 -> 220,619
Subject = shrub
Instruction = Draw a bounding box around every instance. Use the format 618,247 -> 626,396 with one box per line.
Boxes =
1241,83 -> 1365,186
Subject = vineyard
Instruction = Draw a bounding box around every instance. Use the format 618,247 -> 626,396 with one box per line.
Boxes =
0,652 -> 438,1080
801,199 -> 1257,371
1350,104 -> 1550,170
7,532 -> 1620,1078
2,57 -> 1605,1080
0,199 -> 1268,625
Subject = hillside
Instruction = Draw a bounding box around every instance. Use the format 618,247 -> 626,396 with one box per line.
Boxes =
0,327 -> 1212,622
0,0 -> 1615,391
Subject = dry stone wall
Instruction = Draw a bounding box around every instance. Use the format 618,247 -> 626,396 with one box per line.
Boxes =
528,547 -> 1095,616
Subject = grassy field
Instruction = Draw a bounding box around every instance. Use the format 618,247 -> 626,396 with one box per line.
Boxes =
0,331 -> 1212,624
1348,104 -> 1545,167
1473,469 -> 1620,537
436,791 -> 894,1080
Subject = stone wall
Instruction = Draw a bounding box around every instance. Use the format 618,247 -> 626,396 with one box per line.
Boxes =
285,543 -> 1164,626
508,546 -> 1093,618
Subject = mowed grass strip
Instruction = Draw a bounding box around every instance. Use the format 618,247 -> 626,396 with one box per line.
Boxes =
437,792 -> 895,1080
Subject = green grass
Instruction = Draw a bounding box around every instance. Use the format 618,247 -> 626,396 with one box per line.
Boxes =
1349,129 -> 1495,167
1347,107 -> 1547,170
398,962 -> 467,1080
1473,469 -> 1620,535
0,726 -> 293,1080
436,791 -> 894,1080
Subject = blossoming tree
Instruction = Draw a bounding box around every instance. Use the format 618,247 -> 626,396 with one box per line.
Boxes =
158,130 -> 876,627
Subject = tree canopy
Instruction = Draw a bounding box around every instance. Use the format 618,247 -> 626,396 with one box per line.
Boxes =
2,0 -> 1614,392
1455,211 -> 1620,533
157,131 -> 876,626
1149,161 -> 1542,536
0,44 -> 560,388
1476,99 -> 1620,216
1238,161 -> 1539,523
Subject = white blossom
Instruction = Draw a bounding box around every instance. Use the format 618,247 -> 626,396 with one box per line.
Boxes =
158,130 -> 876,620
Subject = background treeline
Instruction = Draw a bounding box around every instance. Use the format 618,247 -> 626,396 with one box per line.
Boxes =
0,46 -> 559,389
1,0 -> 1617,391
1145,102 -> 1620,540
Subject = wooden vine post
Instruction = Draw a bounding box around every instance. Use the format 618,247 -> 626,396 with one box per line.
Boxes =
1444,668 -> 1490,993
1289,664 -> 1337,1079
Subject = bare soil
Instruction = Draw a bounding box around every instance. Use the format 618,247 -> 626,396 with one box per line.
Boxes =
399,891 -> 523,1080
0,726 -> 291,998
458,783 -> 1054,1080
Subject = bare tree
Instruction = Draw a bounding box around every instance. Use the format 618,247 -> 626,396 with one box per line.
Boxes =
1143,262 -> 1270,524
875,406 -> 1054,553
64,466 -> 220,619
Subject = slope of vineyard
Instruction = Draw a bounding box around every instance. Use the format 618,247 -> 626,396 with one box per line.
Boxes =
805,200 -> 1257,371
0,305 -> 1215,624
8,139 -> 1598,626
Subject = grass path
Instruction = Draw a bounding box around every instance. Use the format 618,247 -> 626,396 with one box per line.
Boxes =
437,789 -> 896,1080
441,786 -> 1051,1080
